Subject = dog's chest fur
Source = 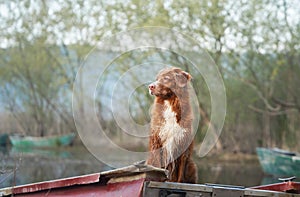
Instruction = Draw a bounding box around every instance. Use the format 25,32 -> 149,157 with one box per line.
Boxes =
159,101 -> 186,164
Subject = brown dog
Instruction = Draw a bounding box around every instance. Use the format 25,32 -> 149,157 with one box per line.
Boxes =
146,67 -> 197,183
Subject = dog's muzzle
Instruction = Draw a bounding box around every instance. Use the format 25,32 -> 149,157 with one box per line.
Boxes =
148,82 -> 156,95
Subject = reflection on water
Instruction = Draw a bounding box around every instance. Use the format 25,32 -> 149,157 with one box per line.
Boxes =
197,158 -> 264,187
0,146 -> 112,188
0,146 -> 295,189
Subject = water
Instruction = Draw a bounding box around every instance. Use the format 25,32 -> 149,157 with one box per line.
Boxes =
0,145 -> 288,189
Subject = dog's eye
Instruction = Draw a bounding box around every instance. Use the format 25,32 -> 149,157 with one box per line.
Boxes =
163,76 -> 170,81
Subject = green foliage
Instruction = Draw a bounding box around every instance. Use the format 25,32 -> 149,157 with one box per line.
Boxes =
0,0 -> 299,152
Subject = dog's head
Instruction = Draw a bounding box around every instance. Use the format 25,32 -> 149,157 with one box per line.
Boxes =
149,67 -> 192,99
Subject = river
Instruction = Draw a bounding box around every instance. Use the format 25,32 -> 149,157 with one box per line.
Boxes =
0,145 -> 289,189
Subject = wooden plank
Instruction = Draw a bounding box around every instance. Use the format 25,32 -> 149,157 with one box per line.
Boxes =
100,164 -> 168,178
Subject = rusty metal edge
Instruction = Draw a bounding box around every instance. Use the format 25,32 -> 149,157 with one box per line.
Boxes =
0,172 -> 101,196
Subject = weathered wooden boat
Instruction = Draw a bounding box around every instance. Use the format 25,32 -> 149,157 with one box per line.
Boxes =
10,146 -> 72,158
0,133 -> 9,146
1,163 -> 300,197
9,133 -> 76,148
256,147 -> 300,177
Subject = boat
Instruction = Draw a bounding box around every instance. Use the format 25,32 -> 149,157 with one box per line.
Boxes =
256,147 -> 300,177
10,146 -> 72,158
1,163 -> 300,196
9,133 -> 76,148
0,133 -> 9,146
251,177 -> 300,194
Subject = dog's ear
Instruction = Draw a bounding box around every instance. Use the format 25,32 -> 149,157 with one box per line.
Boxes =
175,71 -> 192,87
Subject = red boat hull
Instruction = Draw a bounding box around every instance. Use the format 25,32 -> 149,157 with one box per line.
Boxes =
0,165 -> 168,197
251,181 -> 300,194
14,178 -> 145,197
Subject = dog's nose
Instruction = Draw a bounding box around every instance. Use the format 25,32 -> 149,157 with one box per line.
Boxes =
149,83 -> 155,90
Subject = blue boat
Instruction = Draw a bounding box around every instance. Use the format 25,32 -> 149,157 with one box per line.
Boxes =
256,147 -> 300,177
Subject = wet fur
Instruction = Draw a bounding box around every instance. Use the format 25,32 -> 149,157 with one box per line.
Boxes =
146,67 -> 197,183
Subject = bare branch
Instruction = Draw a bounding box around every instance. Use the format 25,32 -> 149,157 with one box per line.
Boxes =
248,105 -> 293,116
272,98 -> 300,111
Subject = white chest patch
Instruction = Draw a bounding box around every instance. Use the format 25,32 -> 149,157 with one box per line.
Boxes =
159,101 -> 186,165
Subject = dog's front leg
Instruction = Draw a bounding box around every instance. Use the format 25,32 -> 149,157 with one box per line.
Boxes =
146,134 -> 163,168
176,154 -> 187,182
